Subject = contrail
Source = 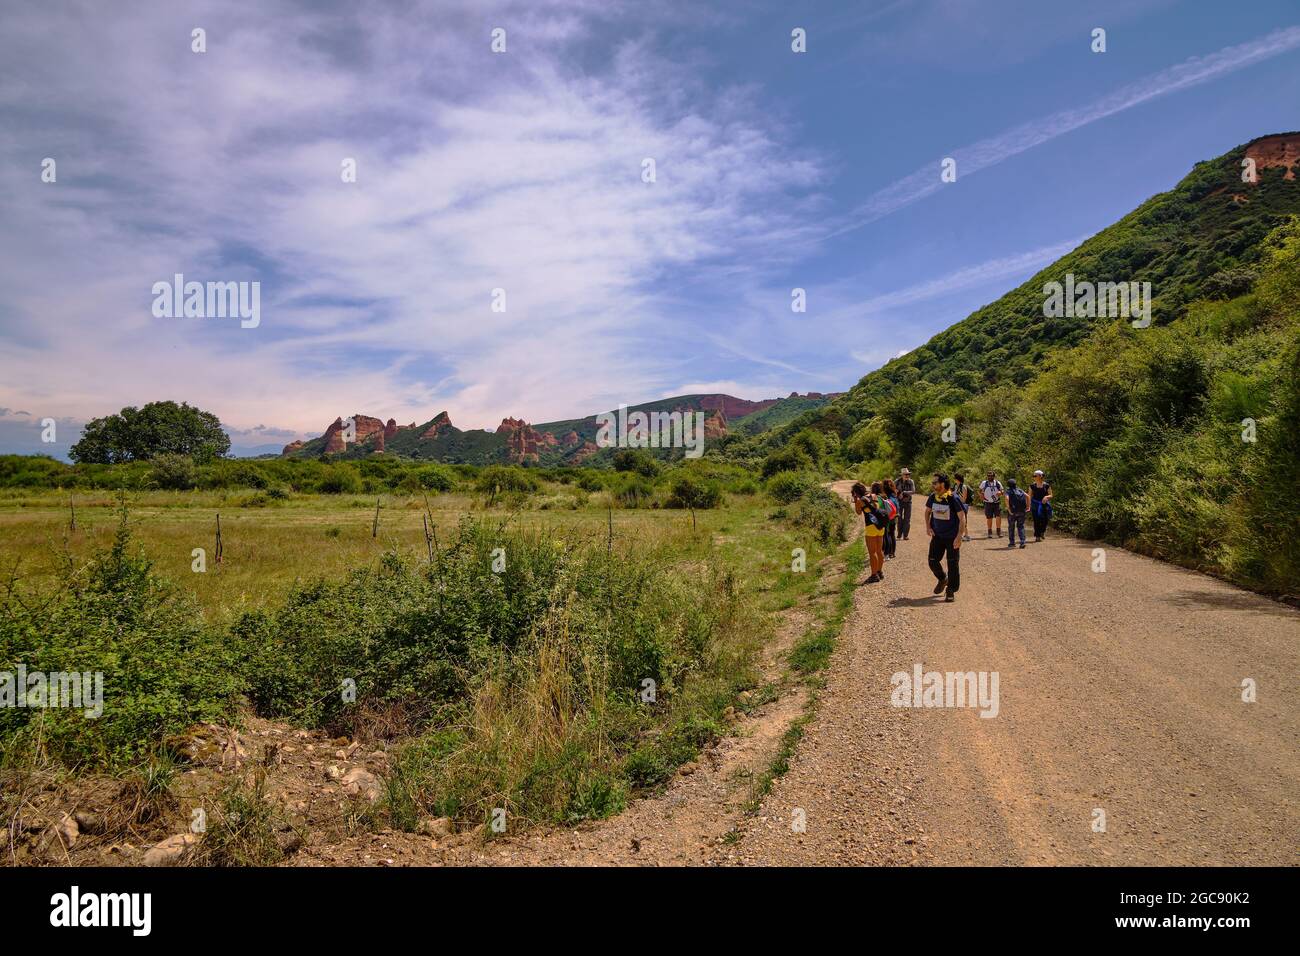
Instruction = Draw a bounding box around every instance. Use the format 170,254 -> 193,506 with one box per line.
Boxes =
829,25 -> 1300,238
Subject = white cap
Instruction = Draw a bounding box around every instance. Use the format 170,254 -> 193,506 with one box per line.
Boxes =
1033,469 -> 1044,476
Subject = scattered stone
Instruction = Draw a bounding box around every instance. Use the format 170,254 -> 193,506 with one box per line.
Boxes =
418,817 -> 453,838
324,765 -> 344,782
143,833 -> 199,866
341,768 -> 384,803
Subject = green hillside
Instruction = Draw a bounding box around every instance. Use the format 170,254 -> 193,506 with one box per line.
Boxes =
738,133 -> 1300,598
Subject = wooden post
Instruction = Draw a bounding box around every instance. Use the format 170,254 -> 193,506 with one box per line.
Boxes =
372,497 -> 381,538
422,513 -> 434,563
215,513 -> 224,564
68,496 -> 76,533
607,506 -> 613,556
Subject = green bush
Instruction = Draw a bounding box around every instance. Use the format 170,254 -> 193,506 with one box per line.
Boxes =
475,465 -> 539,495
766,471 -> 812,503
317,466 -> 362,494
790,486 -> 851,546
614,474 -> 655,508
148,453 -> 198,490
0,514 -> 243,769
612,449 -> 661,477
664,476 -> 722,510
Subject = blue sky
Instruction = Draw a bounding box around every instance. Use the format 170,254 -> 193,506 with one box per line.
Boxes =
1,0 -> 1298,457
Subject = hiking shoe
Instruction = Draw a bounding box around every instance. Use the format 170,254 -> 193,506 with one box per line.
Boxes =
1019,542 -> 1026,549
866,573 -> 881,584
944,592 -> 955,602
933,578 -> 947,595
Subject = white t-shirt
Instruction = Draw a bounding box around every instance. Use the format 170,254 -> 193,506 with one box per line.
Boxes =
980,479 -> 1003,502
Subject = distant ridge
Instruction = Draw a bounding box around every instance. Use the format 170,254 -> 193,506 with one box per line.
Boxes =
281,391 -> 845,465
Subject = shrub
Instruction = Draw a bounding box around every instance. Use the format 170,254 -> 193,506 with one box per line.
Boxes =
614,475 -> 655,508
0,513 -> 243,769
790,487 -> 850,546
229,518 -> 759,826
761,445 -> 812,479
663,476 -> 722,510
766,471 -> 812,504
149,453 -> 198,490
475,465 -> 539,495
612,449 -> 660,477
414,464 -> 455,492
317,466 -> 362,494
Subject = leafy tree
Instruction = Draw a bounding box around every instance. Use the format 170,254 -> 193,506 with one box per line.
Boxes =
70,401 -> 230,464
612,449 -> 661,477
879,388 -> 929,466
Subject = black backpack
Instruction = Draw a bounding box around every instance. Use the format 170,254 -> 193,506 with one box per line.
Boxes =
1006,487 -> 1027,513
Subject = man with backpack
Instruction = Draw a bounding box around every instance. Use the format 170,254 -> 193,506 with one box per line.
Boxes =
952,473 -> 974,542
925,472 -> 966,602
979,470 -> 1004,539
1002,478 -> 1028,549
896,468 -> 916,540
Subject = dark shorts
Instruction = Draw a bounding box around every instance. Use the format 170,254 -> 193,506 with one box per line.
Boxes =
983,501 -> 1000,518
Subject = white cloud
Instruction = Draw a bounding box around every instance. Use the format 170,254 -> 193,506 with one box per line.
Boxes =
0,0 -> 824,437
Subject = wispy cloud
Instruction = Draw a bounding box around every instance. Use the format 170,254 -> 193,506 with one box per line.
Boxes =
842,238 -> 1084,317
830,25 -> 1300,236
0,0 -> 824,436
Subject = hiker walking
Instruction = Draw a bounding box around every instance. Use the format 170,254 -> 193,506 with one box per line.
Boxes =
882,478 -> 901,559
979,470 -> 1004,539
1002,478 -> 1028,549
896,467 -> 916,540
1030,469 -> 1053,542
952,473 -> 974,542
925,473 -> 966,602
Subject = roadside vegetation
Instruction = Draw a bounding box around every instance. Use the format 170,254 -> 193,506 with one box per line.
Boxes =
0,460 -> 854,852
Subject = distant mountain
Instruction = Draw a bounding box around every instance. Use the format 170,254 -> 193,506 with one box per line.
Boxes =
281,392 -> 843,465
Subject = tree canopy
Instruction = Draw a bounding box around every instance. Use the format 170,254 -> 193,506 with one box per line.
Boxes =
69,401 -> 230,464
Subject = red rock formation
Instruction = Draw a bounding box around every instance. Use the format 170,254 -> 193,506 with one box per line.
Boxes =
322,414 -> 386,453
702,409 -> 728,441
1246,134 -> 1300,181
385,419 -> 398,441
282,439 -> 304,455
421,411 -> 453,440
560,430 -> 581,447
570,441 -> 600,463
497,417 -> 555,462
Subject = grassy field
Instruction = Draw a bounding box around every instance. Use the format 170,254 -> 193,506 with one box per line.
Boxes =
1,478 -> 855,846
0,487 -> 838,625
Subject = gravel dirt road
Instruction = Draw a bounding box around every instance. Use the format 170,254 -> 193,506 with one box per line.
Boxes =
732,480 -> 1298,865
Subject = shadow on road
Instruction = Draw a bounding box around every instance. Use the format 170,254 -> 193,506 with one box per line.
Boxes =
1162,588 -> 1297,619
887,595 -> 946,608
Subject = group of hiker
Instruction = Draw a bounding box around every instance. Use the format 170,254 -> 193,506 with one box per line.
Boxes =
851,468 -> 1053,602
